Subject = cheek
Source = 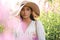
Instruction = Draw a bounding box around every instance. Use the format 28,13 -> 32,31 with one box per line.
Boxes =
27,12 -> 31,15
20,11 -> 31,16
27,11 -> 31,16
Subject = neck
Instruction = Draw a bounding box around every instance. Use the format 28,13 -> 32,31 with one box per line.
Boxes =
22,18 -> 32,23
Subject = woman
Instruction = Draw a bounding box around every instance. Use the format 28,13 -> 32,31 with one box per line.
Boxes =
13,1 -> 45,40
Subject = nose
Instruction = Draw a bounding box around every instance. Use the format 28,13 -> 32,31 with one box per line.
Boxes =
24,10 -> 26,14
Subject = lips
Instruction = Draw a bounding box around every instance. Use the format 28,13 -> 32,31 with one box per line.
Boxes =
23,14 -> 27,16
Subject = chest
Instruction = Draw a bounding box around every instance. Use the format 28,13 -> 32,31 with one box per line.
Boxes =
13,21 -> 37,40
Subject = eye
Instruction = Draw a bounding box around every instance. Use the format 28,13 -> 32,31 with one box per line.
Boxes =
27,8 -> 31,11
26,8 -> 30,11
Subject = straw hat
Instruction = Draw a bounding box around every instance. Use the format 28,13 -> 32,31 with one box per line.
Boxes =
15,1 -> 40,18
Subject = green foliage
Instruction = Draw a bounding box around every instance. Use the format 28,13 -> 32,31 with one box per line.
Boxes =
40,11 -> 60,40
0,25 -> 4,33
48,0 -> 52,3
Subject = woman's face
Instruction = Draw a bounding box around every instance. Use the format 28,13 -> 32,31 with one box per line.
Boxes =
20,6 -> 32,19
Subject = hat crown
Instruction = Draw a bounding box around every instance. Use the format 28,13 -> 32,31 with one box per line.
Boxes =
14,1 -> 40,17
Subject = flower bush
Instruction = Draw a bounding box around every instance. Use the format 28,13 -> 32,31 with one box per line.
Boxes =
40,11 -> 60,40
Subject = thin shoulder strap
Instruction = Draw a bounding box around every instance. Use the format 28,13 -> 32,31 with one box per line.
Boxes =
35,21 -> 38,39
35,21 -> 37,34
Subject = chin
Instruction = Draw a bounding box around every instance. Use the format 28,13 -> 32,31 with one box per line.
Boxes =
23,17 -> 28,19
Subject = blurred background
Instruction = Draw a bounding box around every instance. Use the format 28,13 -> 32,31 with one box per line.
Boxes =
0,0 -> 60,40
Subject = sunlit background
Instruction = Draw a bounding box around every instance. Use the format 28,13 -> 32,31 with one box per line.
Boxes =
0,0 -> 60,40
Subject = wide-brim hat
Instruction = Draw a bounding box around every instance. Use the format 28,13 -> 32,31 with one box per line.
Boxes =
14,1 -> 40,17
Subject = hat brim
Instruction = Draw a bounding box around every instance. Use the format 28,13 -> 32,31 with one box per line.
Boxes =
14,1 -> 40,17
